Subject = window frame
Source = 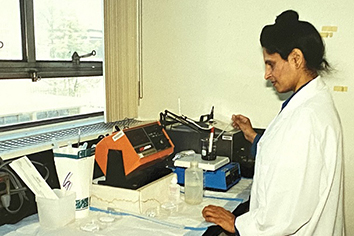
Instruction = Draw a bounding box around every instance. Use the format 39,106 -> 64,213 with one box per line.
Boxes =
0,0 -> 103,80
0,0 -> 140,161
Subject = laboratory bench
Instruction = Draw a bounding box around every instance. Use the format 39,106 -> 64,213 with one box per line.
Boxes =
0,178 -> 252,236
0,117 -> 257,235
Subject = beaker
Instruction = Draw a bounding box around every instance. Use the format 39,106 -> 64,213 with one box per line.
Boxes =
201,138 -> 217,161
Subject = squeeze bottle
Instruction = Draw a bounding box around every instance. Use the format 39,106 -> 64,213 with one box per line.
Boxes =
184,161 -> 203,204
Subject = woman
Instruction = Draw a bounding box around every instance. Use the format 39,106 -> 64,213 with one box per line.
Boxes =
202,10 -> 344,235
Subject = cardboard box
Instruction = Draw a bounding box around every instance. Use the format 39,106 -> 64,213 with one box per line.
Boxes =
90,173 -> 174,214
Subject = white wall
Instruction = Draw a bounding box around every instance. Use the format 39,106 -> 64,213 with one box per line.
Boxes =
138,1 -> 354,234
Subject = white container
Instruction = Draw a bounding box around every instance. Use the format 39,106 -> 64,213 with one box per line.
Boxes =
184,161 -> 203,205
54,146 -> 95,218
91,173 -> 174,214
36,189 -> 76,228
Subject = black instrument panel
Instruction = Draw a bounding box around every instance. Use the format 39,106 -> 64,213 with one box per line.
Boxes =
124,123 -> 172,156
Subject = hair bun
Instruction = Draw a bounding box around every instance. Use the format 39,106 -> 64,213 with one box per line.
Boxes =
275,10 -> 299,26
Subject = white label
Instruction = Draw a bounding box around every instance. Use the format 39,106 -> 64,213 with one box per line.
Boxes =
222,135 -> 232,141
112,131 -> 124,142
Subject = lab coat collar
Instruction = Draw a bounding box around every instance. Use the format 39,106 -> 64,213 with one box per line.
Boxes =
280,76 -> 324,113
280,79 -> 313,111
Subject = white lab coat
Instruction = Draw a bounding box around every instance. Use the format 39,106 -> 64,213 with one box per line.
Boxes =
236,77 -> 344,236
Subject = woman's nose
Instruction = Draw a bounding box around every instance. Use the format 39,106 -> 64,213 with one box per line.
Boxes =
264,68 -> 272,80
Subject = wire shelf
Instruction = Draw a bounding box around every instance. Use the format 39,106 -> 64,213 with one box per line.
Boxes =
0,118 -> 141,158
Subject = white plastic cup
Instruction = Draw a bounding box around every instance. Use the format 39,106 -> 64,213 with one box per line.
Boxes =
36,189 -> 76,228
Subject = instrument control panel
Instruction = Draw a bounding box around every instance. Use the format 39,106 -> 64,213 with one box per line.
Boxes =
125,123 -> 172,158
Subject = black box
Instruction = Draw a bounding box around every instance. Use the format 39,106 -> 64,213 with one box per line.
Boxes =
164,123 -> 264,178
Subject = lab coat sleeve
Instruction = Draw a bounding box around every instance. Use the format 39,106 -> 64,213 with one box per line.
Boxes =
236,108 -> 338,235
251,133 -> 262,157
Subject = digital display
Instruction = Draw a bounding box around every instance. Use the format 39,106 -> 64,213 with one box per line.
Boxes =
125,128 -> 150,147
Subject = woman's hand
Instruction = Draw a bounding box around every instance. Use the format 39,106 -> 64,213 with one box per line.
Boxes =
202,205 -> 236,233
232,114 -> 257,143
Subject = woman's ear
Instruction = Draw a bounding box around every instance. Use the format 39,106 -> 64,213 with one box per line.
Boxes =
289,48 -> 305,69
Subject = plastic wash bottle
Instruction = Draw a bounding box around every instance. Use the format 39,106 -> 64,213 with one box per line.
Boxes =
184,161 -> 203,204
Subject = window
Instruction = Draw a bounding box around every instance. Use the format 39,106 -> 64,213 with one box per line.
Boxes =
0,0 -> 104,127
0,1 -> 21,60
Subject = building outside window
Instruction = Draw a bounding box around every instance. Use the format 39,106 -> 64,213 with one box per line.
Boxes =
0,0 -> 104,127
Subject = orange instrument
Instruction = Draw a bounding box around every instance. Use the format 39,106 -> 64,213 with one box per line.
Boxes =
95,121 -> 174,177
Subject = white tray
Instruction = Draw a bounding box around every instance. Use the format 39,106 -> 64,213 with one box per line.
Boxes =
174,154 -> 229,171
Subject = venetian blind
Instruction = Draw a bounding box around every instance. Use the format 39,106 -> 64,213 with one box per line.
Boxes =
104,0 -> 139,122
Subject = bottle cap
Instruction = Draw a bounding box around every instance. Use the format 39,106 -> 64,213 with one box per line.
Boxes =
171,174 -> 178,184
190,161 -> 198,168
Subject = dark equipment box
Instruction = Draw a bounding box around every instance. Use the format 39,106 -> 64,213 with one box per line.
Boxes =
164,123 -> 264,178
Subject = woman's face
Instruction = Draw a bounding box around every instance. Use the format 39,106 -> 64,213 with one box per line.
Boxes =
263,49 -> 299,93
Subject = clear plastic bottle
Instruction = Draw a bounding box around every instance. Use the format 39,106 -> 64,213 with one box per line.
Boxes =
169,173 -> 181,204
161,174 -> 181,214
184,161 -> 203,205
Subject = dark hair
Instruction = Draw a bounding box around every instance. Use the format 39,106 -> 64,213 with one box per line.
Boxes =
260,10 -> 330,75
